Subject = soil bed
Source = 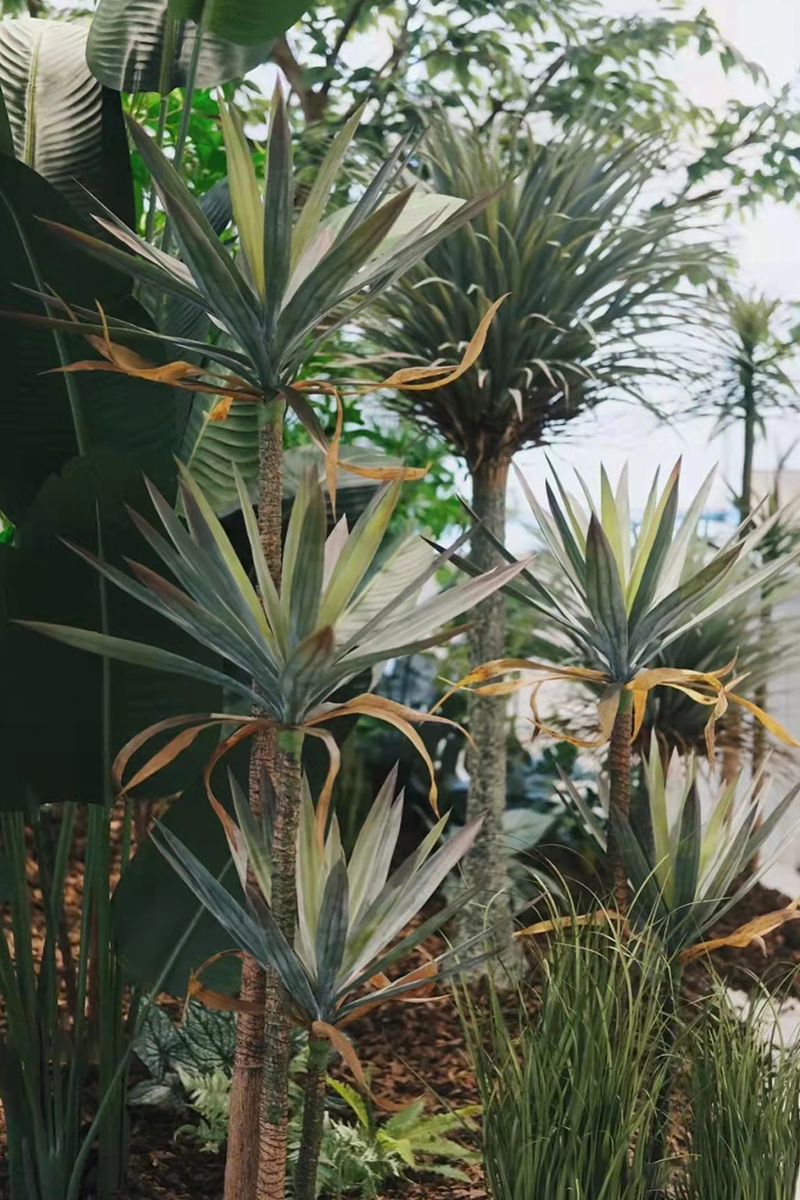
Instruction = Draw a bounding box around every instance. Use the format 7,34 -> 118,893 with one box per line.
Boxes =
3,874 -> 799,1200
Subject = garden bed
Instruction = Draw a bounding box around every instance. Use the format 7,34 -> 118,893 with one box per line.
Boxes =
36,877 -> 792,1200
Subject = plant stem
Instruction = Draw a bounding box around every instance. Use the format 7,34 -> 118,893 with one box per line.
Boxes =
144,14 -> 177,244
224,402 -> 284,1200
160,10 -> 205,259
739,357 -> 756,522
257,727 -> 304,1200
295,1037 -> 331,1200
458,454 -> 515,960
645,963 -> 683,1193
607,689 -> 633,914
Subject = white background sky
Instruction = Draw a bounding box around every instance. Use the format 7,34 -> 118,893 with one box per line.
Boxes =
241,1 -> 800,520
511,0 -> 800,522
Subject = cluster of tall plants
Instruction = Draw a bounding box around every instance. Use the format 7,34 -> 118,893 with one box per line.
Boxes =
464,918 -> 800,1200
3,4 -> 800,1200
0,6 -> 512,1200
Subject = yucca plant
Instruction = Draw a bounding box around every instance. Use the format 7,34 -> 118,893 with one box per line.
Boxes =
21,461 -> 522,1197
361,115 -> 718,938
6,89 -> 500,1200
153,765 -> 487,1200
559,734 -> 800,961
701,284 -> 800,519
13,92 -> 490,502
25,464 -> 523,768
558,736 -> 800,1186
448,459 -> 800,907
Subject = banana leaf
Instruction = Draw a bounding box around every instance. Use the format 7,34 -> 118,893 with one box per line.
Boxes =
0,18 -> 134,227
0,155 -> 186,524
86,0 -> 273,92
0,455 -> 222,809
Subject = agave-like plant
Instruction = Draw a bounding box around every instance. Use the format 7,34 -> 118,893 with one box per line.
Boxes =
153,765 -> 487,1200
11,90 -> 491,489
558,734 -> 800,961
359,115 -> 718,937
24,463 -> 526,808
447,459 -> 800,905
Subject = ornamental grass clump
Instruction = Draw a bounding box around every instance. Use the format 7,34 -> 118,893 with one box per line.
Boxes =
461,916 -> 671,1200
678,983 -> 800,1200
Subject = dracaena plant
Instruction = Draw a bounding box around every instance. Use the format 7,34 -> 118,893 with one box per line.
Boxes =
557,733 -> 800,1180
7,87 -> 497,1200
22,461 -> 521,1198
449,459 -> 800,907
25,464 -> 525,795
152,766 -> 487,1200
360,115 -> 718,950
14,89 -> 492,468
558,734 -> 800,962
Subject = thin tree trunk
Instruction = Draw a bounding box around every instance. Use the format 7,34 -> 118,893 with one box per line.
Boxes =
224,405 -> 283,1200
257,729 -> 304,1200
722,366 -> 757,789
606,691 -> 633,914
739,364 -> 757,523
458,455 -> 515,956
294,1036 -> 331,1200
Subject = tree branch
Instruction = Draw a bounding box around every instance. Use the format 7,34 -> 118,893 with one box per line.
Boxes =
321,0 -> 371,98
271,34 -> 328,124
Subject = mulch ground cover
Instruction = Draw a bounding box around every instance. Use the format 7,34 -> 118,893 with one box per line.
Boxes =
4,829 -> 800,1200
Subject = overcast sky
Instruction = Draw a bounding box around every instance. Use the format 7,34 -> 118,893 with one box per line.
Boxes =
511,0 -> 800,522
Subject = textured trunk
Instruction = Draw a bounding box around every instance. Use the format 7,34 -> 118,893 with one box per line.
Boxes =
257,728 -> 304,1200
294,1037 -> 331,1200
458,456 -> 515,955
224,405 -> 283,1200
606,691 -> 633,914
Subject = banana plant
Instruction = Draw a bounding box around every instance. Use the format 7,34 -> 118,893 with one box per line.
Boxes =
558,733 -> 800,961
0,19 -> 134,228
446,460 -> 800,906
152,764 -> 488,1200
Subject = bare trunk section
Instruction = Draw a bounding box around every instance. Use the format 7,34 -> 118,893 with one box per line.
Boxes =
294,1037 -> 331,1200
458,456 -> 515,956
257,729 -> 304,1200
606,691 -> 633,914
224,405 -> 284,1200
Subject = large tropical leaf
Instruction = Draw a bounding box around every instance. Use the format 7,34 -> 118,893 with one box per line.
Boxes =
112,758 -> 246,995
168,0 -> 312,45
0,155 -> 185,523
0,455 -> 222,808
86,0 -> 272,92
0,18 -> 135,227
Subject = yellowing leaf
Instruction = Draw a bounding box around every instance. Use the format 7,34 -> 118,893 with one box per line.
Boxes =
371,295 -> 508,392
679,898 -> 800,962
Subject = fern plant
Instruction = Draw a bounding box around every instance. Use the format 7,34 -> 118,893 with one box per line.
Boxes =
175,1068 -> 232,1154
